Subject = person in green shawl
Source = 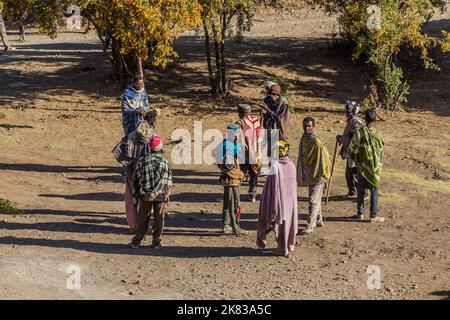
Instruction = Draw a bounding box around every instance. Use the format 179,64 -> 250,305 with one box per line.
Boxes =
348,109 -> 385,223
297,117 -> 331,234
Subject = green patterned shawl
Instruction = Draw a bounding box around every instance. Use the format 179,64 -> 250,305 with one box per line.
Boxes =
349,126 -> 384,188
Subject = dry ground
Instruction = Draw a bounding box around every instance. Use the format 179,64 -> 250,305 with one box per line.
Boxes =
0,7 -> 449,299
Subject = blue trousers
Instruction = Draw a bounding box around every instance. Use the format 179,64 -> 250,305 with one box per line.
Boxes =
357,172 -> 378,218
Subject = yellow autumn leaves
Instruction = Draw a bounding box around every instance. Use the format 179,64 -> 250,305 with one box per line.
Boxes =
101,0 -> 202,67
336,0 -> 450,67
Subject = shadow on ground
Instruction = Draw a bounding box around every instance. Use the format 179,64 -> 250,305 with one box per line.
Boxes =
430,290 -> 450,300
0,236 -> 271,258
1,25 -> 449,117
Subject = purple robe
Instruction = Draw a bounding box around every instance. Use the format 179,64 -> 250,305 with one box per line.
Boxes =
257,156 -> 298,257
125,178 -> 138,231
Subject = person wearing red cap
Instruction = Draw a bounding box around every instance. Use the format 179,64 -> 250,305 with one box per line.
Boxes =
128,135 -> 172,249
112,113 -> 156,233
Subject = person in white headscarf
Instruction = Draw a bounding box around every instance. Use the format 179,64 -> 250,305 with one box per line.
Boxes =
336,100 -> 366,198
121,75 -> 149,136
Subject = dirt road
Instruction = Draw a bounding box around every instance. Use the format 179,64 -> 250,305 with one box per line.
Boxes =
0,7 -> 449,299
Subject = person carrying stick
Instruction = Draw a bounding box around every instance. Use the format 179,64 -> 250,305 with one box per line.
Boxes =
297,117 -> 331,235
336,101 -> 365,198
258,84 -> 290,163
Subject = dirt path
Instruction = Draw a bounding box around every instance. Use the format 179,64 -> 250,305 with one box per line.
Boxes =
0,8 -> 449,300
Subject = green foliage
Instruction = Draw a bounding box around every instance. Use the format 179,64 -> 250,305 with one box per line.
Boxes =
2,0 -> 66,38
310,0 -> 450,110
0,198 -> 24,215
366,44 -> 409,111
2,0 -> 202,79
98,0 -> 202,67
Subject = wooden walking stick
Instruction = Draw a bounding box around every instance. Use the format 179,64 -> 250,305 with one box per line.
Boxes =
326,140 -> 339,205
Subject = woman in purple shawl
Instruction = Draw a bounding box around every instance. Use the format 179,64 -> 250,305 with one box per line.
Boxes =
256,140 -> 298,257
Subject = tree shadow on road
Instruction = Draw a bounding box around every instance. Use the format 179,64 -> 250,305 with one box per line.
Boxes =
1,28 -> 449,118
8,210 -> 259,236
430,290 -> 450,300
0,41 -> 118,105
0,163 -> 122,174
153,36 -> 370,116
0,236 -> 271,258
1,220 -> 130,235
25,209 -> 122,218
0,124 -> 33,129
170,192 -> 223,203
166,211 -> 259,232
324,216 -> 369,223
39,192 -> 123,202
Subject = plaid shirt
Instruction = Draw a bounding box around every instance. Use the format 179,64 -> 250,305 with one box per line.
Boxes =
133,153 -> 172,203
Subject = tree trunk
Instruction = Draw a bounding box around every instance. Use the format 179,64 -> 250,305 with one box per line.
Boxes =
203,20 -> 216,94
211,21 -> 223,96
19,23 -> 25,42
84,19 -> 91,34
136,56 -> 144,79
111,39 -> 132,84
220,13 -> 228,95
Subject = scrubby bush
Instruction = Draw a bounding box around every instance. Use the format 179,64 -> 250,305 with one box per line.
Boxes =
310,0 -> 450,110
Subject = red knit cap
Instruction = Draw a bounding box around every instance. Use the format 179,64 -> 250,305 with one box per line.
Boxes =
150,135 -> 163,152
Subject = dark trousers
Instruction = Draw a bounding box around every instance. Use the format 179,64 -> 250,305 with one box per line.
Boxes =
132,200 -> 166,245
357,172 -> 378,218
222,186 -> 240,230
266,128 -> 273,158
240,164 -> 258,198
345,162 -> 358,195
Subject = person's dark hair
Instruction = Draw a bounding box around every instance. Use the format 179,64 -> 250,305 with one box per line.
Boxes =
365,108 -> 377,124
303,116 -> 315,126
144,110 -> 157,125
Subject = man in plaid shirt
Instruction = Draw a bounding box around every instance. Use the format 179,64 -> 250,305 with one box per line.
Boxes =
128,136 -> 172,249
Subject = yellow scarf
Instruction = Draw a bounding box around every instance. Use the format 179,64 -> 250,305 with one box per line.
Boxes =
297,134 -> 331,187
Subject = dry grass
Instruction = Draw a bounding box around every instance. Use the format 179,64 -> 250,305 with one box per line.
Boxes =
384,169 -> 450,196
45,143 -> 74,151
0,135 -> 15,144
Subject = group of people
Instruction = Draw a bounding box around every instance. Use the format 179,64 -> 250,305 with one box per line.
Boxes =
113,76 -> 173,249
114,78 -> 385,257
